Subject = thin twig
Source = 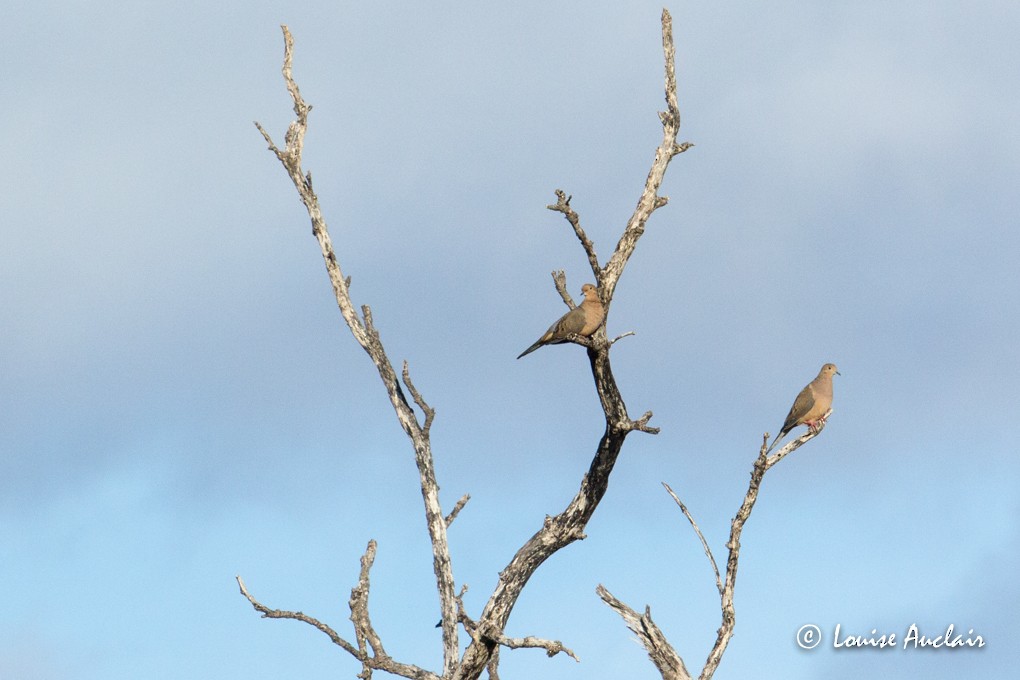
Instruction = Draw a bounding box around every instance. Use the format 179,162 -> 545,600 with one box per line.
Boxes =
445,494 -> 471,528
402,361 -> 436,435
662,483 -> 722,597
551,270 -> 574,308
546,189 -> 601,280
453,589 -> 579,662
236,575 -> 360,657
609,330 -> 636,345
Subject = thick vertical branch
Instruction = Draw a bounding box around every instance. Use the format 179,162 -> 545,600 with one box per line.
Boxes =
601,8 -> 691,305
250,25 -> 459,676
455,10 -> 682,680
455,351 -> 639,678
455,232 -> 665,680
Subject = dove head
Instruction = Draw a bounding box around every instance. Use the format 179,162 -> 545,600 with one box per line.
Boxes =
820,363 -> 840,377
580,283 -> 598,301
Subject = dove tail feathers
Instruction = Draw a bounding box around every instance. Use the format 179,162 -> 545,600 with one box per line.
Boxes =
517,342 -> 543,360
765,428 -> 788,454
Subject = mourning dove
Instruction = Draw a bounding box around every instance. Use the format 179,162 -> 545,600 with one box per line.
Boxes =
767,363 -> 840,452
517,283 -> 604,359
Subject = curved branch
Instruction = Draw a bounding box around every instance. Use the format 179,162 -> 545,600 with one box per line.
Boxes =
662,483 -> 722,596
236,575 -> 361,658
456,339 -> 656,678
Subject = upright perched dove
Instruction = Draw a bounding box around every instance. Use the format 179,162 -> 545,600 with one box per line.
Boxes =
767,363 -> 840,452
517,283 -> 604,359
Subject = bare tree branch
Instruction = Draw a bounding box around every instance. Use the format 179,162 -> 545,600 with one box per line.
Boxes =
236,575 -> 361,658
609,330 -> 637,345
546,190 -> 601,279
349,541 -> 386,675
629,410 -> 661,435
402,361 -> 435,435
765,409 -> 832,469
696,449 -> 770,679
601,8 -> 691,306
596,585 -> 691,680
237,560 -> 441,680
496,635 -> 580,662
551,270 -> 574,307
662,483 -> 722,596
486,648 -> 500,680
454,593 -> 580,664
444,494 -> 471,528
604,407 -> 835,680
246,25 -> 459,675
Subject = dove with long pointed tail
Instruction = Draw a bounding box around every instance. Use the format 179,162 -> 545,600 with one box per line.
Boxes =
517,283 -> 603,359
766,363 -> 840,453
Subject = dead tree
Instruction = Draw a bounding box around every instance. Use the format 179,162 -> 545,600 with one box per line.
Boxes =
237,8 -> 830,680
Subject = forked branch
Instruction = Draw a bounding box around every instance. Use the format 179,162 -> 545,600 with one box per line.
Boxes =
236,541 -> 441,680
596,585 -> 690,680
455,10 -> 684,679
601,413 -> 835,679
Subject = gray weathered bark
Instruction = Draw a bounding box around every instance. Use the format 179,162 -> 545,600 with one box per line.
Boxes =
238,9 -> 694,680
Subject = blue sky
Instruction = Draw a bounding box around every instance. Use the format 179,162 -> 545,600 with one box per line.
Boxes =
2,1 -> 1017,678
